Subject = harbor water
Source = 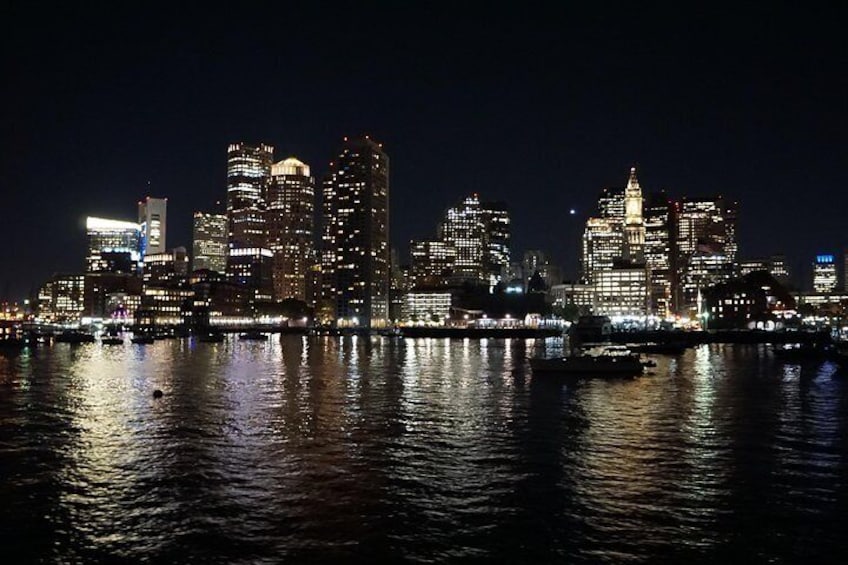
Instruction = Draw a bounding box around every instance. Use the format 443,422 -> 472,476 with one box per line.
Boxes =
1,337 -> 847,563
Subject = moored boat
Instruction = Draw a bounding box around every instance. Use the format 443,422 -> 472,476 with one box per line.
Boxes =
629,342 -> 688,355
239,330 -> 268,341
530,351 -> 645,377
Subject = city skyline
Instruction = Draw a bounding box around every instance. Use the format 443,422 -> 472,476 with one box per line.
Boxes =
3,4 -> 847,300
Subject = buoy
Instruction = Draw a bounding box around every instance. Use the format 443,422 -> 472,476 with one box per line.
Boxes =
152,389 -> 163,399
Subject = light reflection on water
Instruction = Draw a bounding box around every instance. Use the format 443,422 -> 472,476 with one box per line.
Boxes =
1,337 -> 847,563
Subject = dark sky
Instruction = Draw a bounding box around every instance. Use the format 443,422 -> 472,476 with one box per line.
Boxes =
2,2 -> 847,300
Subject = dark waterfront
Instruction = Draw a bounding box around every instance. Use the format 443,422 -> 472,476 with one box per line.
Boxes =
2,337 -> 848,564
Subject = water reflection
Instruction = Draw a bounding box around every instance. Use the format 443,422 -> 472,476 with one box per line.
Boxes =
0,338 -> 847,563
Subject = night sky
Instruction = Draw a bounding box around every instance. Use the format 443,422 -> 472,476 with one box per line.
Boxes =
3,3 -> 846,301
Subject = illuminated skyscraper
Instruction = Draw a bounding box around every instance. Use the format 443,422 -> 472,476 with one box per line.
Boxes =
320,137 -> 390,328
481,201 -> 511,288
227,142 -> 273,248
267,157 -> 315,303
192,211 -> 228,273
86,217 -> 141,274
644,192 -> 675,317
623,167 -> 645,262
676,196 -> 738,312
813,254 -> 837,293
138,196 -> 167,256
581,217 -> 624,283
439,195 -> 484,282
410,239 -> 457,287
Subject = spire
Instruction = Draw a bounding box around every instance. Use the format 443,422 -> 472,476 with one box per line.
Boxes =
627,166 -> 639,191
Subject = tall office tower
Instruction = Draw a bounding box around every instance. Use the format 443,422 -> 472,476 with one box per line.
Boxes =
410,239 -> 457,287
138,196 -> 167,256
623,167 -> 645,262
581,218 -> 624,283
675,196 -> 738,311
813,254 -> 837,293
480,201 -> 511,289
598,186 -> 625,221
226,142 -> 273,248
266,157 -> 315,302
644,192 -> 675,317
86,217 -> 142,274
192,211 -> 228,273
320,137 -> 390,328
439,194 -> 485,282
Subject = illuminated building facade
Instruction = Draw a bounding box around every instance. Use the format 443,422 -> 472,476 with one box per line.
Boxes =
401,291 -> 452,324
227,142 -> 273,248
813,254 -> 837,293
138,197 -> 167,256
86,217 -> 141,274
549,282 -> 594,316
192,211 -> 228,273
623,167 -> 645,262
266,157 -> 315,303
739,258 -> 769,276
676,196 -> 738,311
439,195 -> 485,282
593,263 -> 649,318
770,255 -> 791,286
143,247 -> 189,287
320,137 -> 390,327
481,201 -> 511,288
581,217 -> 624,283
226,247 -> 274,302
37,274 -> 85,322
598,186 -> 624,221
83,273 -> 142,319
410,239 -> 457,287
644,192 -> 675,317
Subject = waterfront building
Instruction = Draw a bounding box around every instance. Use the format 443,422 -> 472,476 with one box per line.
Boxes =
143,247 -> 189,287
703,271 -> 795,330
226,247 -> 274,302
439,194 -> 485,283
644,191 -> 675,317
86,217 -> 142,274
192,211 -> 228,273
320,137 -> 390,328
227,142 -> 273,248
266,157 -> 315,302
813,254 -> 837,293
549,282 -> 594,317
401,291 -> 452,325
37,274 -> 85,322
138,196 -> 167,257
410,239 -> 457,287
682,243 -> 735,316
593,263 -> 649,318
83,273 -> 142,319
140,287 -> 194,326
